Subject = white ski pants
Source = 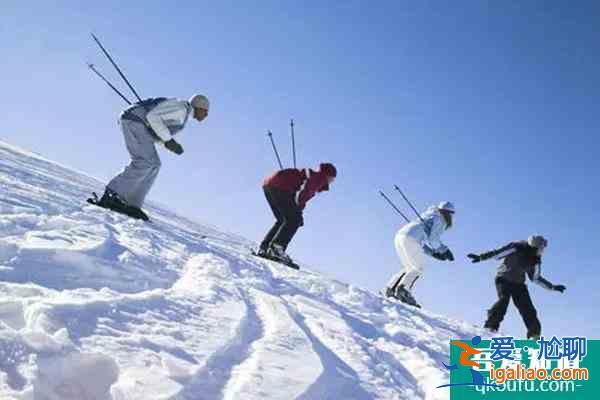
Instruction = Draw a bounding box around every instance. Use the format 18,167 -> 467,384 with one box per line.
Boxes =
107,119 -> 161,208
386,232 -> 427,293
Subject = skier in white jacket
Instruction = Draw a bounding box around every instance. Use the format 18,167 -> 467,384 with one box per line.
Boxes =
385,201 -> 456,307
96,94 -> 209,220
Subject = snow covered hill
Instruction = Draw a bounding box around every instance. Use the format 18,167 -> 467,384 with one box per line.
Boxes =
0,140 -> 483,400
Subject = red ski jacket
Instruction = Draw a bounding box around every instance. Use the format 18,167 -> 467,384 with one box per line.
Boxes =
263,168 -> 331,210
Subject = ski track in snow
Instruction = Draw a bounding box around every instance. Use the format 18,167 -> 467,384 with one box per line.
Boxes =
0,140 -> 486,400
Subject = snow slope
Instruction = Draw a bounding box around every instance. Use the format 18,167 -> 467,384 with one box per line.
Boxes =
0,140 -> 483,400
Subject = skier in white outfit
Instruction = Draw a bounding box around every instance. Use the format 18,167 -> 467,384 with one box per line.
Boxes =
96,94 -> 210,220
385,201 -> 456,307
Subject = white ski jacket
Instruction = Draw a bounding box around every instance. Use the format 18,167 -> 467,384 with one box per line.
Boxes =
146,99 -> 192,142
399,206 -> 449,255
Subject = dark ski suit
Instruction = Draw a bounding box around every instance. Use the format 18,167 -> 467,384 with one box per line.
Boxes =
475,241 -> 556,338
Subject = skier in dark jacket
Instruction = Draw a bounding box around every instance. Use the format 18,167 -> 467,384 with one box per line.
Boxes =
468,235 -> 566,339
258,163 -> 337,266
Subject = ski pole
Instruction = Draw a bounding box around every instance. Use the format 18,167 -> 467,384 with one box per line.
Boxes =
87,63 -> 132,105
267,131 -> 284,169
290,118 -> 297,168
379,190 -> 410,223
91,33 -> 143,103
393,185 -> 426,225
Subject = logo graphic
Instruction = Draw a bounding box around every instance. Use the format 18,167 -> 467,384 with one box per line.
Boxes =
440,337 -> 598,399
437,336 -> 500,389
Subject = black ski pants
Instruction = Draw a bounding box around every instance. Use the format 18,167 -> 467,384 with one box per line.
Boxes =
260,187 -> 303,251
485,277 -> 541,337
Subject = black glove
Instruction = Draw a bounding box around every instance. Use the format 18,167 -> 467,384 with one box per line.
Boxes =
553,284 -> 566,293
467,253 -> 482,263
164,139 -> 184,155
434,249 -> 454,261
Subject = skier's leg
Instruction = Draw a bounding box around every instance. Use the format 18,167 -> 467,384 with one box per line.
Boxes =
386,234 -> 413,293
385,272 -> 406,293
512,284 -> 542,338
277,212 -> 301,251
396,235 -> 426,292
123,122 -> 161,208
271,193 -> 302,250
388,235 -> 426,306
484,278 -> 512,331
391,234 -> 411,292
107,120 -> 161,208
259,187 -> 284,252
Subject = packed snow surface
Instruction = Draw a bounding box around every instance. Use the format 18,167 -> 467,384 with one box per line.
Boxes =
0,141 -> 482,399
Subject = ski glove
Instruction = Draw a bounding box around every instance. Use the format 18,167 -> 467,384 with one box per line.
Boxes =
553,284 -> 566,293
164,139 -> 184,155
432,250 -> 453,261
467,253 -> 482,263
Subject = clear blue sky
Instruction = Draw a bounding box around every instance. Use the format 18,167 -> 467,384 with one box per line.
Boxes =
2,1 -> 599,337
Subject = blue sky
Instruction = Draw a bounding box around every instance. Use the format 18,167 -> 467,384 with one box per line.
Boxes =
2,1 -> 599,337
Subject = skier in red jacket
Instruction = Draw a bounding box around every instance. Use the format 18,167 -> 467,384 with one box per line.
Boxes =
258,163 -> 337,266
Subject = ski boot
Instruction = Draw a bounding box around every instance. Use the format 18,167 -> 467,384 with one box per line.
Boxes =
267,244 -> 300,270
527,333 -> 541,341
92,189 -> 127,210
394,286 -> 421,308
126,206 -> 149,221
385,286 -> 396,299
93,189 -> 117,208
254,247 -> 270,258
88,189 -> 149,221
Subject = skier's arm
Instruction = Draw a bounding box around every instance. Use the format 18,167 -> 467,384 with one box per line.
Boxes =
296,172 -> 324,210
529,263 -> 565,292
421,215 -> 454,261
146,100 -> 188,142
426,215 -> 448,254
468,242 -> 517,263
428,247 -> 454,261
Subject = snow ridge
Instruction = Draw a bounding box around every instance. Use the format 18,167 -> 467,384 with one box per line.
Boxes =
0,141 -> 482,400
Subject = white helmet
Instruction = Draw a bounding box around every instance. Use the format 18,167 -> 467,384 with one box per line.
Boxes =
189,94 -> 210,111
438,201 -> 455,213
528,235 -> 548,249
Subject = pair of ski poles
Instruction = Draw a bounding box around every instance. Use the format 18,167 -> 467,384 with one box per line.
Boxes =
379,185 -> 426,225
87,33 -> 143,106
90,31 -> 295,172
267,119 -> 297,170
90,32 -> 418,224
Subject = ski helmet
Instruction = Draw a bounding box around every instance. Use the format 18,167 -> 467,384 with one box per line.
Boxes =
319,163 -> 337,178
189,94 -> 210,111
438,201 -> 455,213
528,235 -> 548,250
